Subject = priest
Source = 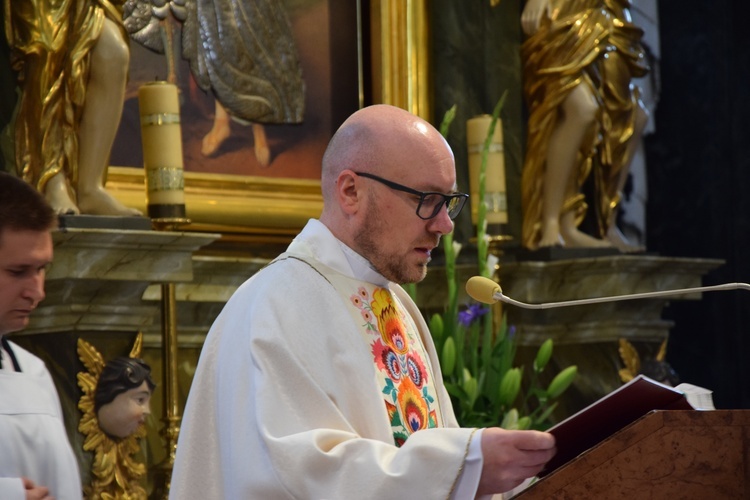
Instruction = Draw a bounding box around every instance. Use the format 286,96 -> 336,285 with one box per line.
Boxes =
170,105 -> 556,499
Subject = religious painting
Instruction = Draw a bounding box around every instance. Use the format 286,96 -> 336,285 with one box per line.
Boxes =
111,0 -> 361,181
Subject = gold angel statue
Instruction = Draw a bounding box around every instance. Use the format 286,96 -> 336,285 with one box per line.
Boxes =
520,0 -> 649,251
77,333 -> 156,500
3,0 -> 141,216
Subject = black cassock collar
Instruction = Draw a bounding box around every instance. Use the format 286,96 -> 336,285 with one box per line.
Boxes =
0,336 -> 21,372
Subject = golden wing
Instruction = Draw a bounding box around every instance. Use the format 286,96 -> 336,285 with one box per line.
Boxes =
128,332 -> 143,358
78,337 -> 106,378
655,338 -> 668,362
618,338 -> 641,383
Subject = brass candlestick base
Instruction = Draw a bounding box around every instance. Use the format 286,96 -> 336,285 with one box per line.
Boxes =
151,217 -> 191,231
487,234 -> 513,258
150,217 -> 190,499
469,233 -> 513,259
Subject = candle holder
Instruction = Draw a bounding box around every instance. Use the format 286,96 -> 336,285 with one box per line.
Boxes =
466,113 -> 513,325
149,218 -> 190,500
138,81 -> 190,499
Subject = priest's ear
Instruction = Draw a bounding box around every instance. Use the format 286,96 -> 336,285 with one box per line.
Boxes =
334,169 -> 363,215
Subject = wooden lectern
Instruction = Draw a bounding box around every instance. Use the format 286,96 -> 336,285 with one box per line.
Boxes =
514,410 -> 750,498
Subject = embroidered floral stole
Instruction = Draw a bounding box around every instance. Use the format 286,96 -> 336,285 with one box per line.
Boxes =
349,285 -> 444,445
313,265 -> 443,447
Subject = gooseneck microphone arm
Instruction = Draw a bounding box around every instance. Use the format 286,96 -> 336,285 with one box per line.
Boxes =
465,276 -> 750,310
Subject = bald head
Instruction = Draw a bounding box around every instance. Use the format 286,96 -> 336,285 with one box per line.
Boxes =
317,105 -> 459,282
320,105 -> 453,205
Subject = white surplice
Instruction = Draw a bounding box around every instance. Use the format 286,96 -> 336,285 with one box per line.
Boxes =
0,341 -> 82,500
170,219 -> 482,499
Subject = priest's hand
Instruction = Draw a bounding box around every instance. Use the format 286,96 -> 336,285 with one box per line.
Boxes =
476,427 -> 556,495
22,477 -> 53,500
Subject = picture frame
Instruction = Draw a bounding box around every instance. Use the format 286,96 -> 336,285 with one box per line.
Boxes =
108,0 -> 429,238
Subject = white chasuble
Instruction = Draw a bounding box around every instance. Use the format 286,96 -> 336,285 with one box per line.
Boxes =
169,220 -> 480,500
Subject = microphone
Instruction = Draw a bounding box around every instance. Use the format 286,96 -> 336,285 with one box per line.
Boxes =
465,275 -> 750,309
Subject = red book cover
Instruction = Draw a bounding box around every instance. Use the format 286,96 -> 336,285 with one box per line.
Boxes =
539,375 -> 695,477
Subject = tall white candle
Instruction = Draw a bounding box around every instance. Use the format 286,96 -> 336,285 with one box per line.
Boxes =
138,82 -> 186,218
466,114 -> 508,225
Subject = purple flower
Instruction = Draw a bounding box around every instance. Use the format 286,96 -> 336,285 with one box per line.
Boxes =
458,304 -> 489,327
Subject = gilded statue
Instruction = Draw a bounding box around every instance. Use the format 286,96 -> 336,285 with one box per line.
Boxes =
520,0 -> 649,251
3,0 -> 141,216
125,0 -> 305,166
77,333 -> 155,500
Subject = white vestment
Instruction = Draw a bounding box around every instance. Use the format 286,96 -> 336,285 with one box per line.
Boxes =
0,341 -> 82,500
171,219 -> 482,499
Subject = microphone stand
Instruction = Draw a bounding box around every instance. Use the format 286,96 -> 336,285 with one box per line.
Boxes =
493,283 -> 750,310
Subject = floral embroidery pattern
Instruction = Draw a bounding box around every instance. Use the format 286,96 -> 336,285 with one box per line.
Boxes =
370,288 -> 409,354
350,285 -> 437,446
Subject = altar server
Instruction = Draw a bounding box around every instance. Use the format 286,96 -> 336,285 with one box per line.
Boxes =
0,172 -> 83,500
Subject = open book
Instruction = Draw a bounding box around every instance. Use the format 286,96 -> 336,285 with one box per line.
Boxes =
539,374 -> 695,477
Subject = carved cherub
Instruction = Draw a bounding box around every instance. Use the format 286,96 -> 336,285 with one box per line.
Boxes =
619,338 -> 680,386
77,333 -> 155,500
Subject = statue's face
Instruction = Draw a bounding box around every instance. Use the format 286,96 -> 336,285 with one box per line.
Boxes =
97,381 -> 152,439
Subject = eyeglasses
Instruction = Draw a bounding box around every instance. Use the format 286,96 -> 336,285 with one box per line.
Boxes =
354,171 -> 468,220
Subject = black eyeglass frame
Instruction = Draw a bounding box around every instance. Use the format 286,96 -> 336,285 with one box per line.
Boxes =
353,171 -> 469,220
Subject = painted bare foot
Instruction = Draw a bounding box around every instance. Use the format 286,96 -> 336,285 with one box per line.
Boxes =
45,173 -> 79,215
202,119 -> 231,157
560,226 -> 613,248
252,123 -> 271,167
607,225 -> 645,253
77,186 -> 142,216
538,219 -> 564,247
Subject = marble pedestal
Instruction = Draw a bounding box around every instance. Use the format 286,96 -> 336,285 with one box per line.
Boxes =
498,255 -> 722,341
19,227 -> 218,335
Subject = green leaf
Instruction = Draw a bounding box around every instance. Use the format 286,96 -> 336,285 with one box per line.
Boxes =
429,313 -> 444,343
534,338 -> 553,373
463,376 -> 478,406
516,416 -> 532,430
404,282 -> 417,302
500,408 -> 519,429
547,365 -> 578,399
498,367 -> 522,407
441,336 -> 456,377
439,105 -> 457,138
533,402 -> 559,426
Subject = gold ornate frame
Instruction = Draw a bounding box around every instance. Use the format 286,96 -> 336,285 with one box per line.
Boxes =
108,0 -> 430,238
